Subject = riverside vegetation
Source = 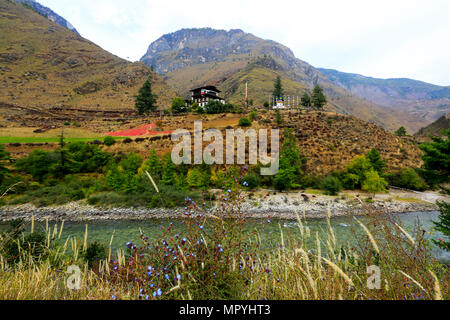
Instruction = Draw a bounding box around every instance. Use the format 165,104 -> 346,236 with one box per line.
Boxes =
0,168 -> 448,300
0,127 -> 447,209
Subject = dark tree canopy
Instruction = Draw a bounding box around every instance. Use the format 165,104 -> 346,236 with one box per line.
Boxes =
135,78 -> 158,115
300,93 -> 311,107
311,85 -> 327,108
273,76 -> 284,98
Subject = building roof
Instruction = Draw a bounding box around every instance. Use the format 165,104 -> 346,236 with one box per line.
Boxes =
192,92 -> 224,100
190,85 -> 221,93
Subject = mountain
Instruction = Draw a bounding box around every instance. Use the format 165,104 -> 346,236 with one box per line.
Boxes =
141,28 -> 426,133
14,0 -> 79,35
0,0 -> 176,126
415,113 -> 450,141
318,68 -> 450,124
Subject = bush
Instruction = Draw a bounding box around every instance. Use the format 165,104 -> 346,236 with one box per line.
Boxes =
103,136 -> 116,146
81,241 -> 106,267
243,172 -> 260,189
320,176 -> 342,195
249,111 -> 258,121
238,117 -> 252,127
391,168 -> 427,191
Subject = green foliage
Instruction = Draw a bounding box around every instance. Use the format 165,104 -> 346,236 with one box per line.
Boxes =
238,117 -> 252,127
249,110 -> 258,121
273,129 -> 305,190
320,176 -> 343,195
81,241 -> 106,267
15,149 -> 58,182
367,148 -> 387,174
0,145 -> 11,185
171,97 -> 187,114
390,168 -> 427,191
263,101 -> 270,108
362,169 -> 388,195
300,93 -> 311,108
395,126 -> 407,137
345,155 -> 373,189
140,149 -> 163,181
161,156 -> 178,186
135,78 -> 158,115
275,109 -> 283,125
103,136 -> 116,146
243,172 -> 260,189
432,201 -> 450,251
311,85 -> 327,108
419,129 -> 450,185
272,76 -> 284,98
203,101 -> 233,114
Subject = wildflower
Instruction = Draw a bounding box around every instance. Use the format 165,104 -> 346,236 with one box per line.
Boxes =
112,295 -> 117,300
165,274 -> 170,280
157,288 -> 162,296
176,274 -> 181,280
145,295 -> 149,300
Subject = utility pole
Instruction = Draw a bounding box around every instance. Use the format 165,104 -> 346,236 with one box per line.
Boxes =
245,82 -> 248,109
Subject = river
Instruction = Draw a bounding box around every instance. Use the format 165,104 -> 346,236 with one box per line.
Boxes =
0,211 -> 448,263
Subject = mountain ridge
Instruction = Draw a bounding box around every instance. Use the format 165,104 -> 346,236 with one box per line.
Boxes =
141,27 -> 426,133
318,68 -> 450,123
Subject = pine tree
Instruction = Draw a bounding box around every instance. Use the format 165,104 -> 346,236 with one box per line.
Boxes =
273,76 -> 284,98
300,93 -> 311,107
0,145 -> 11,184
135,78 -> 158,115
162,156 -> 177,185
311,85 -> 327,108
366,149 -> 386,174
433,201 -> 450,251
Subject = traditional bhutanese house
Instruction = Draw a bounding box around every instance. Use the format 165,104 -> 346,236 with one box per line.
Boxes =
189,85 -> 225,107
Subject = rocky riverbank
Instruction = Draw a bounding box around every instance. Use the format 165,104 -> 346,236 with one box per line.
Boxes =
0,189 -> 441,222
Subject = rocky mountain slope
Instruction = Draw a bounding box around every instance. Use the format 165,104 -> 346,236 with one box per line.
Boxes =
415,113 -> 450,141
141,28 -> 426,133
0,0 -> 176,126
318,68 -> 450,124
14,0 -> 79,35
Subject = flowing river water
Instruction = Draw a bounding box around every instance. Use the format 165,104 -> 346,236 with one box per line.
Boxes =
1,211 -> 448,263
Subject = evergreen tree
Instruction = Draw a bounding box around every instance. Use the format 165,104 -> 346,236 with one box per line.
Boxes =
273,76 -> 284,98
311,85 -> 327,108
0,145 -> 11,185
433,201 -> 450,251
300,93 -> 311,108
135,78 -> 158,115
395,126 -> 407,137
366,149 -> 386,174
162,156 -> 177,185
140,149 -> 163,181
419,129 -> 450,185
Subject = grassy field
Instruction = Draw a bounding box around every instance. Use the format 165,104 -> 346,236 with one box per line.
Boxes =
0,136 -> 124,144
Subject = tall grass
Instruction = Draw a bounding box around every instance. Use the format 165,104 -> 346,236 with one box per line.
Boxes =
0,172 -> 448,300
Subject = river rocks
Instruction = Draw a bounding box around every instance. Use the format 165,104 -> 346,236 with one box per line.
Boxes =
0,195 -> 438,222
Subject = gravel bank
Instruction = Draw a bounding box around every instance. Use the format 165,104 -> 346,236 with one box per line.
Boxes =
0,194 -> 439,222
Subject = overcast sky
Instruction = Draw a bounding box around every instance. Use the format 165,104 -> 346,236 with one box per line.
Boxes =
38,0 -> 450,86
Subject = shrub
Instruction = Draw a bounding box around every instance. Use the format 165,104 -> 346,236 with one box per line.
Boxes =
249,111 -> 258,121
391,168 -> 427,191
171,97 -> 187,114
433,201 -> 450,251
81,241 -> 106,267
238,117 -> 252,127
243,172 -> 260,189
103,136 -> 116,146
320,176 -> 342,195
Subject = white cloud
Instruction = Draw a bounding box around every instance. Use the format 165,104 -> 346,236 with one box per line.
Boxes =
38,0 -> 450,85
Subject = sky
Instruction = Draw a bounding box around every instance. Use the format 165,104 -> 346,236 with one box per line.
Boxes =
37,0 -> 450,86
